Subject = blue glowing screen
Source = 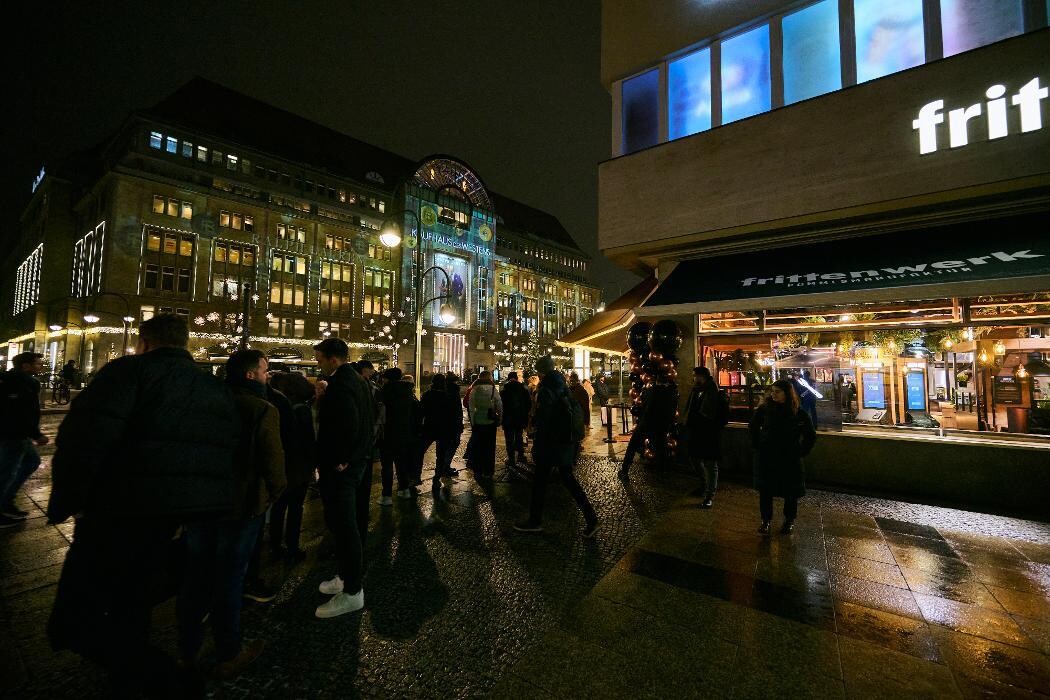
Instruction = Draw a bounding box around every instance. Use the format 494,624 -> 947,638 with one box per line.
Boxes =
854,0 -> 925,83
668,48 -> 712,139
941,0 -> 1023,58
862,372 -> 886,409
905,372 -> 926,411
783,0 -> 841,104
720,25 -> 771,124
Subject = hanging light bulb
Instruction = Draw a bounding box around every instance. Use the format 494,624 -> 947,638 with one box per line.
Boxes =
1016,364 -> 1028,378
963,327 -> 974,341
978,349 -> 989,364
993,340 -> 1006,356
941,337 -> 953,349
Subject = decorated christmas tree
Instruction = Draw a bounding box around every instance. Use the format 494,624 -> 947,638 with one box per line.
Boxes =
520,330 -> 542,376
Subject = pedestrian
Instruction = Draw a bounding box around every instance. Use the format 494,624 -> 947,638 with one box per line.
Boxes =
267,372 -> 317,562
379,367 -> 421,502
178,349 -> 286,678
444,372 -> 464,473
515,356 -> 598,537
749,379 -> 816,535
582,376 -> 596,406
568,372 -> 591,431
467,371 -> 501,479
47,314 -> 239,695
681,367 -> 727,509
312,338 -> 376,618
0,352 -> 49,525
594,375 -> 610,406
499,371 -> 530,468
526,374 -> 540,442
356,361 -> 385,500
618,383 -> 654,479
420,373 -> 454,487
61,359 -> 79,388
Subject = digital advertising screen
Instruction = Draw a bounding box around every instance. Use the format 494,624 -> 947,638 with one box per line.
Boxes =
432,252 -> 469,329
905,372 -> 926,411
862,372 -> 886,409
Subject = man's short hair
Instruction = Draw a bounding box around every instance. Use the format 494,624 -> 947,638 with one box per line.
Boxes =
357,360 -> 374,371
12,352 -> 42,370
507,371 -> 518,381
383,367 -> 403,382
313,337 -> 348,360
694,366 -> 712,380
139,314 -> 189,349
226,349 -> 267,379
430,373 -> 446,389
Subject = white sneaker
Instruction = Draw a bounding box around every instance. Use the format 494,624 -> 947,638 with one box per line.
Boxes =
318,575 -> 344,595
376,495 -> 393,506
315,589 -> 364,619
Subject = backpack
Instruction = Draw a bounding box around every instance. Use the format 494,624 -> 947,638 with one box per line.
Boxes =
551,388 -> 586,444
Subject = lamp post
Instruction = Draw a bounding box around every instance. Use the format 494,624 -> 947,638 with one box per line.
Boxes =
83,309 -> 136,356
88,291 -> 133,355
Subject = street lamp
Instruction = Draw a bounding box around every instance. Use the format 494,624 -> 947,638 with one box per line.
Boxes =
86,291 -> 133,355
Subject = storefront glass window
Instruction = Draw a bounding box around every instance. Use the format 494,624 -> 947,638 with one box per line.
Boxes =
621,69 -> 660,154
854,0 -> 925,83
940,0 -> 1023,58
720,24 -> 771,124
668,47 -> 712,139
782,0 -> 841,104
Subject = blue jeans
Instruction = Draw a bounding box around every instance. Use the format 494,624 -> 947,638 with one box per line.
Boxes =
0,438 -> 41,507
177,514 -> 264,662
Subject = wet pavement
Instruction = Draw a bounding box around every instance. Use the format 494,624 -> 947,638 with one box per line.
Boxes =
2,412 -> 1049,698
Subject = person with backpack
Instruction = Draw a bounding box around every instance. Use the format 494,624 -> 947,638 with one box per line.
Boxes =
682,366 -> 728,509
467,371 -> 501,480
499,371 -> 531,468
515,356 -> 598,537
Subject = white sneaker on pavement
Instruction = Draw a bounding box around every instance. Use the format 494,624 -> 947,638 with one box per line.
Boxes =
318,575 -> 344,595
376,495 -> 393,506
315,589 -> 364,619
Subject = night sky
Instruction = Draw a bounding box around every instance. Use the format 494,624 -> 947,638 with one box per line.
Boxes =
7,0 -> 639,298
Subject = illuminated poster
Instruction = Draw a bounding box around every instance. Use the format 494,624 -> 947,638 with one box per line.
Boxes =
905,372 -> 926,410
432,252 -> 469,329
862,372 -> 886,409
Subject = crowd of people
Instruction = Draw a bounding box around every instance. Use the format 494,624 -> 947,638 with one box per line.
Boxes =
0,313 -> 819,695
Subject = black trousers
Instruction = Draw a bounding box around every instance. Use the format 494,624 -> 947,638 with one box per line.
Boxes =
529,448 -> 597,525
319,461 -> 370,592
380,443 -> 414,494
269,483 -> 309,552
759,491 -> 798,522
621,429 -> 648,469
471,423 -> 498,476
503,426 -> 526,464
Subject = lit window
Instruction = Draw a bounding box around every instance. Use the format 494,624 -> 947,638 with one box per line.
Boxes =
244,215 -> 253,233
783,0 -> 841,105
231,213 -> 243,230
378,201 -> 385,213
166,137 -> 178,154
163,233 -> 177,254
622,69 -> 660,154
153,195 -> 165,214
181,201 -> 193,220
181,142 -> 193,158
940,0 -> 1023,58
166,199 -> 179,217
197,146 -> 208,162
147,232 -> 161,251
854,0 -> 924,83
150,132 -> 163,149
214,243 -> 227,262
721,24 -> 771,124
227,154 -> 238,171
338,189 -> 346,203
219,210 -> 231,228
140,305 -> 155,321
668,47 -> 712,139
179,237 -> 193,256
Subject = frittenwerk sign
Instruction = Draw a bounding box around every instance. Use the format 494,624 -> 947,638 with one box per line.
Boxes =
643,212 -> 1050,308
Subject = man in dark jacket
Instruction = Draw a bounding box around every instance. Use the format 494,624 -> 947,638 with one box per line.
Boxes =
47,314 -> 238,695
682,367 -> 726,509
444,372 -> 464,474
514,356 -> 598,537
177,349 -> 285,679
0,352 -> 48,525
313,338 -> 376,619
499,371 -> 530,468
380,367 -> 421,501
419,373 -> 454,488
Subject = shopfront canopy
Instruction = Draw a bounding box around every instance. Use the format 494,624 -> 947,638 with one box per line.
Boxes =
557,277 -> 657,354
641,212 -> 1050,316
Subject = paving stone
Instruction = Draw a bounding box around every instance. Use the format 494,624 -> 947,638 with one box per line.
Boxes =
839,636 -> 962,699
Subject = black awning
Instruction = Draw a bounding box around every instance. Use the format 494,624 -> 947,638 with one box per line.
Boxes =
643,212 -> 1050,314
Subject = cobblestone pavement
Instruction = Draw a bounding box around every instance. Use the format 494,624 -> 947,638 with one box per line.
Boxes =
3,413 -> 1049,698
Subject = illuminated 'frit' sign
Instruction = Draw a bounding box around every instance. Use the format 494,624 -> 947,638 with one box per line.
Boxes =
912,77 -> 1047,154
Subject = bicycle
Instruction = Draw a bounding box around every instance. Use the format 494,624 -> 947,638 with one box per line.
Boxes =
51,380 -> 71,405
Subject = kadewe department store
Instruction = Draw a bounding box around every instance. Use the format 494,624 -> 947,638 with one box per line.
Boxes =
600,29 -> 1050,515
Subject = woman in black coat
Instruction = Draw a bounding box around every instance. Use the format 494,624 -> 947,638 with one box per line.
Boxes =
749,379 -> 816,535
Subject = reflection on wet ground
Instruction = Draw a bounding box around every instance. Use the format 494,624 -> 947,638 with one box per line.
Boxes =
498,482 -> 1050,698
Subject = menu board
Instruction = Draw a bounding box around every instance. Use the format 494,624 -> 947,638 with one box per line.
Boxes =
994,376 -> 1023,405
905,372 -> 926,411
862,372 -> 886,409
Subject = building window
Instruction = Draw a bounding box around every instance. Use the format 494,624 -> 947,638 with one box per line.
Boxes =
211,241 -> 256,297
622,68 -> 660,154
476,267 -> 489,328
941,0 -> 1024,58
197,146 -> 208,162
141,226 -> 194,298
219,210 -> 251,230
149,131 -> 163,149
522,296 -> 537,333
153,195 -> 191,219
668,47 -> 712,139
13,243 -> 43,315
319,260 -> 354,316
367,243 -> 391,261
70,223 -> 105,298
783,0 -> 841,105
165,136 -> 178,154
521,277 -> 536,292
269,253 -> 308,309
181,141 -> 193,158
721,24 -> 771,123
278,223 -> 307,243
268,317 -> 305,338
212,150 -> 224,166
325,234 -> 349,250
363,267 -> 393,315
227,154 -> 238,171
854,0 -> 925,83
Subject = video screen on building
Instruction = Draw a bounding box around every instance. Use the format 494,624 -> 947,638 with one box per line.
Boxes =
432,252 -> 469,329
862,371 -> 886,409
905,372 -> 926,410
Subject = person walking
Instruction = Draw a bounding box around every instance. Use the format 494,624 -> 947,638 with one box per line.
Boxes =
420,373 -> 453,487
749,379 -> 816,535
47,314 -> 239,695
0,352 -> 49,525
568,372 -> 591,432
444,372 -> 464,475
515,356 -> 598,537
267,372 -> 317,561
594,376 -> 610,406
682,367 -> 727,509
379,367 -> 421,502
178,349 -> 286,679
61,359 -> 79,389
312,338 -> 376,618
467,371 -> 501,479
499,372 -> 531,468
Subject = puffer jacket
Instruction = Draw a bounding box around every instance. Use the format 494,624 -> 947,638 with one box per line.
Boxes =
48,347 -> 238,523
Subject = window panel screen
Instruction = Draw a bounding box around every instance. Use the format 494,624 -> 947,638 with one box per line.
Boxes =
668,48 -> 712,139
783,0 -> 842,104
855,0 -> 925,83
621,69 -> 660,154
721,25 -> 771,124
941,0 -> 1023,58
